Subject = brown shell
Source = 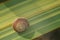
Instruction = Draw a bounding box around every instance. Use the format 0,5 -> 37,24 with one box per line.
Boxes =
13,18 -> 29,32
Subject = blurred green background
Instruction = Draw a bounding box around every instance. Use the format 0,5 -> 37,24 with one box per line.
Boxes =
0,0 -> 60,40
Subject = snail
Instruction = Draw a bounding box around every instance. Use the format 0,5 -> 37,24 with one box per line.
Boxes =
13,18 -> 29,32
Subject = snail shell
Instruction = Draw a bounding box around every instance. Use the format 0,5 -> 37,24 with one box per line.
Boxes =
13,18 -> 29,32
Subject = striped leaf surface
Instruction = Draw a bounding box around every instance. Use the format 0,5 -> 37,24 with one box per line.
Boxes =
0,0 -> 60,40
